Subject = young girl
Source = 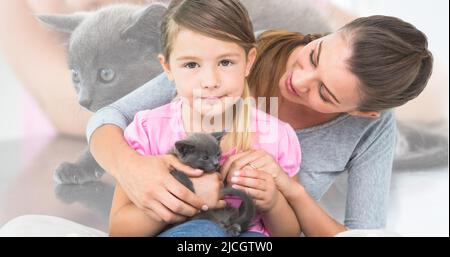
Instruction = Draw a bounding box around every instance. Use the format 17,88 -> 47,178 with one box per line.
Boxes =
108,0 -> 301,237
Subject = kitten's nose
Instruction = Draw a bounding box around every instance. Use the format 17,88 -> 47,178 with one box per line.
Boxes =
78,89 -> 92,109
78,96 -> 92,110
213,160 -> 220,170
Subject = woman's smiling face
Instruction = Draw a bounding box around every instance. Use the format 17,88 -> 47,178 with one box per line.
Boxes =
278,32 -> 365,115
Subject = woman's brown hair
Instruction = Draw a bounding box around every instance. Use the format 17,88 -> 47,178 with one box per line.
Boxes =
248,30 -> 322,105
342,15 -> 433,111
249,15 -> 433,112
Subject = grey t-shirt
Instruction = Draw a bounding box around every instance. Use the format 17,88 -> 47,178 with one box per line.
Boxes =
87,73 -> 396,230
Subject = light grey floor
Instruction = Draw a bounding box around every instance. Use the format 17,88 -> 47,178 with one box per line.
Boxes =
0,132 -> 448,236
0,136 -> 115,233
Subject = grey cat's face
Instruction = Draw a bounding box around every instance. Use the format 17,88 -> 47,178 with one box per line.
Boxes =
174,133 -> 224,173
37,3 -> 167,112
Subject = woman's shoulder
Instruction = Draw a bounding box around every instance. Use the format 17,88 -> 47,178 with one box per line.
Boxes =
298,111 -> 396,136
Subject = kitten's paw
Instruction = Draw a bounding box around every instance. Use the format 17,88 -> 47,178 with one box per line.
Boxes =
225,224 -> 242,237
54,181 -> 111,204
54,162 -> 104,185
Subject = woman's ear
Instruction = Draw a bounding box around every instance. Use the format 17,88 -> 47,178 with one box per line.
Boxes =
348,110 -> 381,119
158,54 -> 174,81
245,47 -> 257,77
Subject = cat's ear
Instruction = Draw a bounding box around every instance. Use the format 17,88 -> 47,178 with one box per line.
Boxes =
120,3 -> 167,46
37,13 -> 88,41
211,132 -> 225,142
175,141 -> 196,157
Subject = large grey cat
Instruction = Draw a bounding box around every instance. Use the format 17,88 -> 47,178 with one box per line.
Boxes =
169,132 -> 256,236
38,3 -> 167,184
37,0 -> 331,184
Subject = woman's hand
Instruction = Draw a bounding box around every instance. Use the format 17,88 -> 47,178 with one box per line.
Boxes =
191,172 -> 227,210
116,154 -> 207,224
230,166 -> 280,212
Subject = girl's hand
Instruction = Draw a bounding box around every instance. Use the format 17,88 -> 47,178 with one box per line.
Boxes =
220,150 -> 268,184
221,150 -> 297,197
191,173 -> 227,210
230,166 -> 280,212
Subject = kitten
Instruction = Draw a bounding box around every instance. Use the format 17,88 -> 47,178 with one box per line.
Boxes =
169,133 -> 256,237
37,3 -> 168,184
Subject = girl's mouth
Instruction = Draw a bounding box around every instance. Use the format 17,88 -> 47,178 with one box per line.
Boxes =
200,96 -> 223,104
286,72 -> 300,97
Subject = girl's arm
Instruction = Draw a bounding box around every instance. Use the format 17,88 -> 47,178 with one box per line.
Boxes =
109,184 -> 167,237
231,167 -> 300,237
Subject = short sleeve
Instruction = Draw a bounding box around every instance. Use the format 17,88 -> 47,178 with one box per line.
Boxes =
123,111 -> 153,156
277,123 -> 302,177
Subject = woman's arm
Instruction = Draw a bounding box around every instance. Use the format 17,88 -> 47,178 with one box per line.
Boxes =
262,191 -> 301,236
109,184 -> 166,237
109,171 -> 226,236
283,113 -> 397,235
90,124 -> 206,223
0,0 -> 91,137
283,183 -> 346,237
231,167 -> 301,236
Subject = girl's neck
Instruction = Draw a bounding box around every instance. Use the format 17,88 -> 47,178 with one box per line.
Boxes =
278,97 -> 342,130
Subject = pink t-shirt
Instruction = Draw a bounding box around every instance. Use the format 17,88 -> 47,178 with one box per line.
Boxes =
124,100 -> 301,236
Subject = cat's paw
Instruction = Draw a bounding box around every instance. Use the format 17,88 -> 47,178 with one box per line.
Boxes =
225,223 -> 242,237
54,162 -> 104,185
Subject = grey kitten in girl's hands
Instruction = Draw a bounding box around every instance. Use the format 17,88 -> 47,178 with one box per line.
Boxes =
169,133 -> 256,237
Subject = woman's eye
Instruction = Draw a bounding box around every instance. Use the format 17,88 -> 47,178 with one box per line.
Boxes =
219,60 -> 233,67
184,62 -> 199,69
98,68 -> 115,83
319,85 -> 330,103
309,50 -> 317,68
71,69 -> 81,84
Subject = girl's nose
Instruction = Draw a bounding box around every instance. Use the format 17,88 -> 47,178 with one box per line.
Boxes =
201,69 -> 220,89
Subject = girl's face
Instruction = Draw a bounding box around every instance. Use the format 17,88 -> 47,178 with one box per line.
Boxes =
279,32 -> 379,118
160,29 -> 256,117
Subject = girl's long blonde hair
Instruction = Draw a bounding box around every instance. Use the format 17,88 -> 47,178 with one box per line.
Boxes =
160,0 -> 256,152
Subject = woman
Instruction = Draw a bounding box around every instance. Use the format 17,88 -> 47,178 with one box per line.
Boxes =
87,14 -> 433,236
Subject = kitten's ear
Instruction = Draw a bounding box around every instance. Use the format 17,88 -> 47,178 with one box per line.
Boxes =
37,13 -> 88,35
120,3 -> 167,45
211,132 -> 225,142
175,141 -> 196,156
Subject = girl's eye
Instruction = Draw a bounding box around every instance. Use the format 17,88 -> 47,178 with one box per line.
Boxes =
219,60 -> 233,67
184,62 -> 199,69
